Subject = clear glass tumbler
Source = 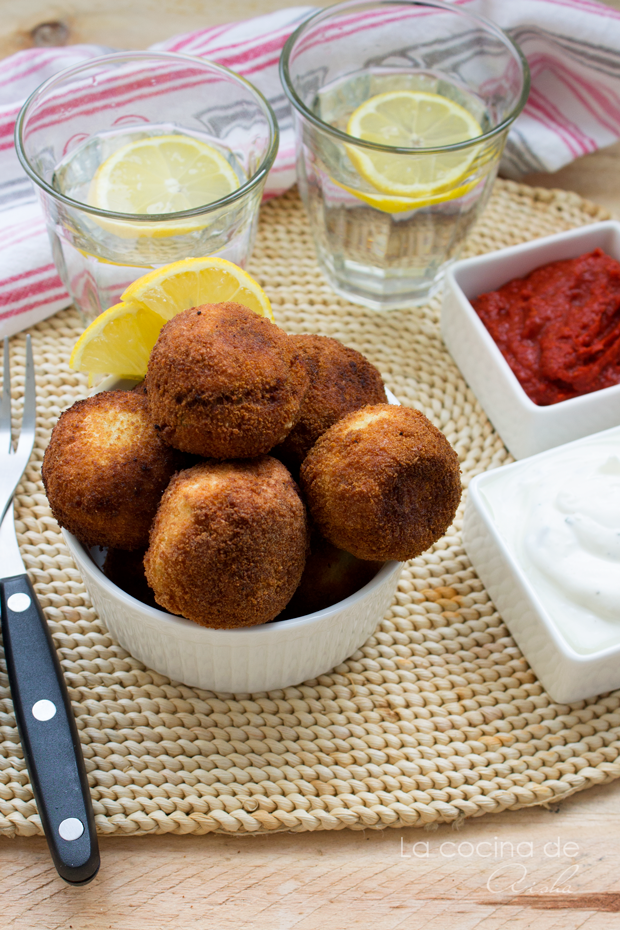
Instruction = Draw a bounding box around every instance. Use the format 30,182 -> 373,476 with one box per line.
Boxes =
16,52 -> 279,323
280,0 -> 529,310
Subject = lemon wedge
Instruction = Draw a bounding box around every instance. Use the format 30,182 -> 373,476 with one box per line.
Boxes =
345,91 -> 483,210
70,301 -> 166,381
121,256 -> 274,322
69,257 -> 274,381
88,134 -> 241,237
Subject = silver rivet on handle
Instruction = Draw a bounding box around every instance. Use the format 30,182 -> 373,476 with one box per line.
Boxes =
32,700 -> 57,721
58,818 -> 84,841
7,593 -> 30,612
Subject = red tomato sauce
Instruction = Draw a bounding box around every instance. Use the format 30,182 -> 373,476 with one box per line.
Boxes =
471,248 -> 620,405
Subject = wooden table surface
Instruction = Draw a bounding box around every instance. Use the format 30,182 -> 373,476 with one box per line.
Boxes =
3,2 -> 620,927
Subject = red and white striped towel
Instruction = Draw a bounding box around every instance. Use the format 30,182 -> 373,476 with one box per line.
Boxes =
2,0 -> 620,337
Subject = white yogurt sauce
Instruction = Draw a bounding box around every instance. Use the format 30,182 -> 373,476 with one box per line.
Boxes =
480,433 -> 620,655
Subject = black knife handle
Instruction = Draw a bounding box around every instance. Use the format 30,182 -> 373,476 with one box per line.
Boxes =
1,573 -> 99,884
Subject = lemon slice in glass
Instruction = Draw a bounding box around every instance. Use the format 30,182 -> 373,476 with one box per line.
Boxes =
70,257 -> 273,381
346,91 -> 483,208
88,134 -> 241,237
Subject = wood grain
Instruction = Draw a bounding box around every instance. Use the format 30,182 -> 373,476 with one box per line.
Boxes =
3,779 -> 620,928
3,1 -> 620,927
522,141 -> 620,220
3,0 -> 619,58
0,0 -> 327,58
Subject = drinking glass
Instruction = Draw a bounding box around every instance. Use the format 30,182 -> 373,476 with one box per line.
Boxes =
16,52 -> 279,323
280,0 -> 529,310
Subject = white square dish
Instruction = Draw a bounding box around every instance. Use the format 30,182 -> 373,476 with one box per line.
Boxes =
442,221 -> 620,460
464,425 -> 620,703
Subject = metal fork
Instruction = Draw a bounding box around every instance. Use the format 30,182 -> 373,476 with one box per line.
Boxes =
0,337 -> 36,527
0,336 -> 99,884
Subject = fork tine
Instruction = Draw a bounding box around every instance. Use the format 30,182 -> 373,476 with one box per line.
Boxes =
0,336 -> 36,528
1,337 -> 11,454
18,335 -> 36,447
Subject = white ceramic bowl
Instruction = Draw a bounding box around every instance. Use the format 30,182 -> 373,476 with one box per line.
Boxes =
464,425 -> 620,704
63,530 -> 401,694
442,221 -> 620,460
63,383 -> 403,694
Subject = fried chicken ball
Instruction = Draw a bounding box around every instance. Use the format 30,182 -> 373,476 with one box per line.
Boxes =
300,405 -> 461,562
146,302 -> 309,458
276,529 -> 384,620
103,547 -> 158,609
274,334 -> 387,467
144,457 -> 309,628
42,391 -> 185,550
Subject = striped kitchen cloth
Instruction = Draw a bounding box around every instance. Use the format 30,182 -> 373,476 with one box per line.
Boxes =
2,0 -> 620,336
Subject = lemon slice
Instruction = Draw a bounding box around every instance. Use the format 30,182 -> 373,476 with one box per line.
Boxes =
121,256 -> 274,322
88,134 -> 241,238
336,177 -> 480,213
346,91 -> 483,209
91,134 -> 240,214
70,301 -> 166,381
70,258 -> 273,381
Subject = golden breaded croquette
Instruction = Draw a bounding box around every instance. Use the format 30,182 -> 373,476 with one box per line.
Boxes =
144,457 -> 309,628
146,302 -> 309,458
276,529 -> 384,620
300,405 -> 461,561
274,334 -> 387,467
42,391 -> 185,550
103,547 -> 158,609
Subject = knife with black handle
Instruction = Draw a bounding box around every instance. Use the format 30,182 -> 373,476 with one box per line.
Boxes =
1,503 -> 100,884
1,335 -> 98,882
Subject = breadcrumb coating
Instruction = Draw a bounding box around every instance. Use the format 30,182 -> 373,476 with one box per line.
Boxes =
146,302 -> 309,458
276,529 -> 384,619
300,405 -> 461,561
274,334 -> 387,467
144,457 -> 309,628
42,391 -> 185,549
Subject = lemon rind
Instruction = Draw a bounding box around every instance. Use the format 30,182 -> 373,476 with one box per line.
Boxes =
345,90 -> 484,201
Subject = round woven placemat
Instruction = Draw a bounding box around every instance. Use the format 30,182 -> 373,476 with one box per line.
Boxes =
1,180 -> 617,838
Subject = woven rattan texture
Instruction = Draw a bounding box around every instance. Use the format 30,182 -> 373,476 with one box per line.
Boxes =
1,180 -> 616,838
